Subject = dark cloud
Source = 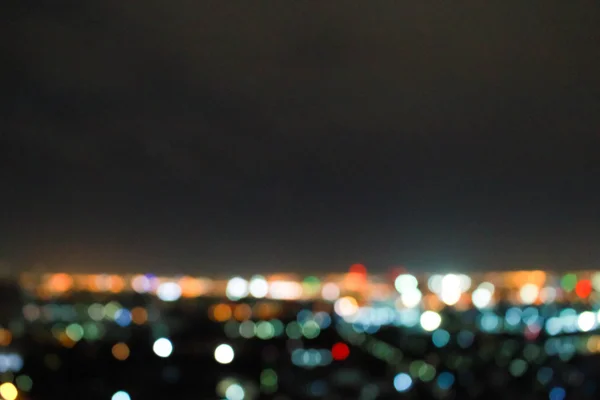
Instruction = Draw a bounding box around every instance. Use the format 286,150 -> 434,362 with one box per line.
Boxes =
2,1 -> 600,272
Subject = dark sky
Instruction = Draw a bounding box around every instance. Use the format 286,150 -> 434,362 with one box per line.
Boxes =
2,1 -> 600,273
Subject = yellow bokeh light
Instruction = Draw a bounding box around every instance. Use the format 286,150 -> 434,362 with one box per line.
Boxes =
0,382 -> 18,400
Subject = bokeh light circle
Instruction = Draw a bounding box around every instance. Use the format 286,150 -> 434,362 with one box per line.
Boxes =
152,338 -> 173,358
214,344 -> 235,364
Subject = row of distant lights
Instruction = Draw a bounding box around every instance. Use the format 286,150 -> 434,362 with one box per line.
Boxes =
152,337 -> 236,366
225,276 -> 340,301
395,273 -> 600,309
334,294 -> 443,332
395,273 -> 477,307
150,275 -> 341,302
394,273 -> 562,309
224,311 -> 331,340
336,298 -> 600,336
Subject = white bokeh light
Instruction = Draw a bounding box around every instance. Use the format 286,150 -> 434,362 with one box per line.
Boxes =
428,275 -> 443,294
214,344 -> 235,364
334,296 -> 359,318
420,311 -> 442,331
519,284 -> 539,305
578,311 -> 597,332
394,274 -> 418,293
472,287 -> 493,309
458,274 -> 472,292
225,383 -> 245,400
152,338 -> 173,358
112,391 -> 131,400
157,282 -> 182,302
269,281 -> 303,300
248,276 -> 269,298
440,274 -> 462,306
226,277 -> 249,300
400,288 -> 422,308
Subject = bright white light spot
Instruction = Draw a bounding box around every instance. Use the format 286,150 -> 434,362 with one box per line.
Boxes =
428,275 -> 443,294
420,311 -> 442,331
440,274 -> 462,305
442,274 -> 460,288
248,276 -> 269,298
334,296 -> 359,318
214,344 -> 235,364
152,338 -> 173,358
519,284 -> 539,305
458,274 -> 472,292
472,287 -> 493,309
394,274 -> 418,293
225,383 -> 245,400
479,282 -> 495,294
440,289 -> 461,306
112,391 -> 131,400
400,288 -> 422,308
578,311 -> 596,332
157,282 -> 181,302
269,281 -> 303,300
226,277 -> 249,300
321,283 -> 340,301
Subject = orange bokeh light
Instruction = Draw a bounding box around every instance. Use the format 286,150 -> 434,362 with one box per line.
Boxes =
211,303 -> 232,322
131,307 -> 148,325
47,273 -> 74,293
0,329 -> 12,346
233,304 -> 252,321
179,276 -> 206,298
112,342 -> 130,361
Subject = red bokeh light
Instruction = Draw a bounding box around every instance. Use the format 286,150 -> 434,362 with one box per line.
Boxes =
349,264 -> 367,275
575,279 -> 592,298
332,342 -> 350,361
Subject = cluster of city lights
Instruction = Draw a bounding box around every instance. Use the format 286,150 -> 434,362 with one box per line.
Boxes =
13,267 -> 600,400
22,269 -> 600,310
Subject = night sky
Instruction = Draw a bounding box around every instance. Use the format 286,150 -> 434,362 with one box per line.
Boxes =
2,2 -> 600,274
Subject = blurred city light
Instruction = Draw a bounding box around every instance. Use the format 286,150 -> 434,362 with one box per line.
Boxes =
152,338 -> 173,358
214,344 -> 235,364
